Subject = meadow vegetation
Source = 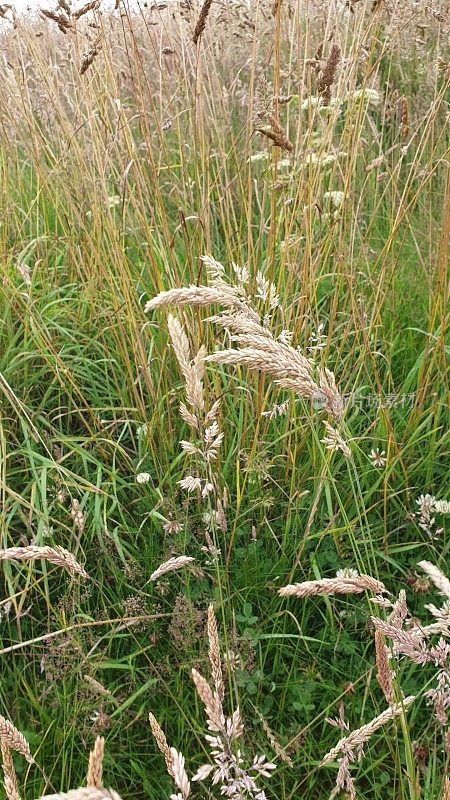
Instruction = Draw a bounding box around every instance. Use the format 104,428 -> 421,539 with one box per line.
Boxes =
0,0 -> 449,797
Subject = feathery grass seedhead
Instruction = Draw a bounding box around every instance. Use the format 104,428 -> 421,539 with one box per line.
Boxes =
149,555 -> 195,581
257,115 -> 293,152
1,743 -> 21,800
316,43 -> 341,105
207,604 -> 224,703
279,574 -> 386,598
39,791 -> 122,800
72,0 -> 100,18
192,0 -> 213,44
0,546 -> 88,578
87,737 -> 105,789
145,286 -> 258,320
41,8 -> 72,27
148,714 -> 174,777
0,718 -> 33,764
321,696 -> 415,765
374,630 -> 395,706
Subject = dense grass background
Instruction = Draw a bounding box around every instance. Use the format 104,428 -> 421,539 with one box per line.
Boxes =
0,0 -> 449,797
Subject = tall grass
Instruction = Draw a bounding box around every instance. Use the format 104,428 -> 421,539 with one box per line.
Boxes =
0,0 -> 448,797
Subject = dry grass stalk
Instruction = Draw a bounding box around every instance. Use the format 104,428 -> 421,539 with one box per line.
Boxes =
148,714 -> 174,777
399,96 -> 409,139
86,737 -> 105,789
39,791 -> 122,800
374,630 -> 395,705
271,0 -> 282,17
254,709 -> 293,767
0,545 -> 88,579
257,115 -> 293,152
442,777 -> 450,800
321,696 -> 415,765
192,0 -> 213,45
149,555 -> 194,581
316,43 -> 341,105
279,574 -> 386,598
0,719 -> 33,764
207,604 -> 224,703
418,561 -> 450,600
1,743 -> 21,800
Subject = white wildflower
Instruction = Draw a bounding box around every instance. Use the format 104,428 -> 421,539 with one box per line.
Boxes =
370,449 -> 387,468
249,151 -> 270,162
136,472 -> 151,484
336,568 -> 359,580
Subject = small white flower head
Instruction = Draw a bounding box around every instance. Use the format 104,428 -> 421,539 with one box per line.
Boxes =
162,519 -> 183,535
336,568 -> 359,580
70,498 -> 85,532
136,472 -> 151,484
435,499 -> 450,515
278,329 -> 293,345
323,190 -> 345,209
136,423 -> 148,436
249,150 -> 270,162
370,448 -> 387,468
350,87 -> 380,106
107,195 -> 121,208
415,494 -> 442,537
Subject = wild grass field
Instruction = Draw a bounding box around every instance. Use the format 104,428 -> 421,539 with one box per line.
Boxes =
0,0 -> 449,798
